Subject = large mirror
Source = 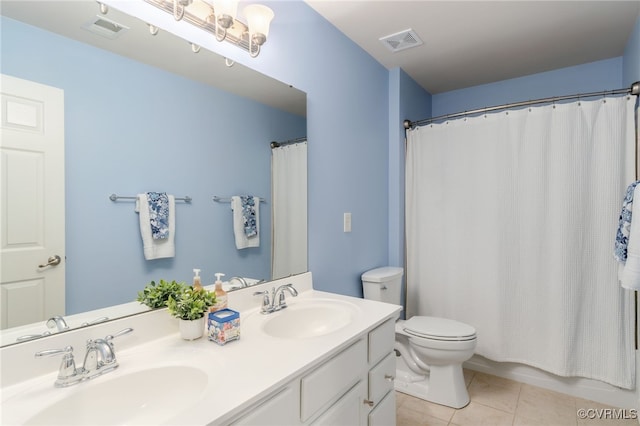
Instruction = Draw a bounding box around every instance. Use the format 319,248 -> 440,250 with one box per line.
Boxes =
0,0 -> 307,347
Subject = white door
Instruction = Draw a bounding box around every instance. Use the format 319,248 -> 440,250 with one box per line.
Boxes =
0,74 -> 65,329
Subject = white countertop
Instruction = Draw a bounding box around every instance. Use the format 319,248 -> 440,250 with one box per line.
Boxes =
0,272 -> 401,425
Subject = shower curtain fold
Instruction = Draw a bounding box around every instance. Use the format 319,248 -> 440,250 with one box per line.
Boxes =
405,96 -> 636,389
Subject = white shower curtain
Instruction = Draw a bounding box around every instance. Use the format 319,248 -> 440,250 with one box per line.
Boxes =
271,141 -> 307,280
405,96 -> 636,388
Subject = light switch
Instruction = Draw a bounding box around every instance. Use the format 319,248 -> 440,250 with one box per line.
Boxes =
344,212 -> 352,233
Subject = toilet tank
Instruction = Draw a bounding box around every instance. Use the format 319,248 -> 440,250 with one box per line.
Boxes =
361,266 -> 404,305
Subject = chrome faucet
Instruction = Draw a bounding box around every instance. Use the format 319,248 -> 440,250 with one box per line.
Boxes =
83,338 -> 116,378
46,315 -> 69,332
253,283 -> 298,314
273,283 -> 298,309
35,327 -> 133,387
230,276 -> 248,288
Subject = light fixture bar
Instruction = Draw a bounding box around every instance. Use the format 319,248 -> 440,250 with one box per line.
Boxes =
144,0 -> 252,53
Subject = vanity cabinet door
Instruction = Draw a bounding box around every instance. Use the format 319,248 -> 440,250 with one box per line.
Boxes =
231,384 -> 300,426
300,338 -> 367,422
368,390 -> 396,426
310,380 -> 367,426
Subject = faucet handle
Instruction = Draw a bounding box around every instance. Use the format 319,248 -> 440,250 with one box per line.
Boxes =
81,316 -> 110,327
253,290 -> 272,313
35,346 -> 81,387
17,331 -> 51,342
104,328 -> 134,357
105,327 -> 134,342
35,345 -> 74,358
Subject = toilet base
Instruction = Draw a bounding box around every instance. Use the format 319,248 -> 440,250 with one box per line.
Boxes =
395,352 -> 470,409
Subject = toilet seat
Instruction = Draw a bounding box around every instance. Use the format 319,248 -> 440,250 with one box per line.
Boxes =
403,316 -> 476,342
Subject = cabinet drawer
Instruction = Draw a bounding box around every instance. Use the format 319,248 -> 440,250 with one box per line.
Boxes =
231,384 -> 299,426
301,338 -> 367,422
368,351 -> 395,404
368,389 -> 396,426
368,319 -> 395,365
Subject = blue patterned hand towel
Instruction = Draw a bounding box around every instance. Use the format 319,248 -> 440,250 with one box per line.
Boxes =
240,195 -> 258,238
231,196 -> 260,250
615,181 -> 640,263
147,191 -> 170,240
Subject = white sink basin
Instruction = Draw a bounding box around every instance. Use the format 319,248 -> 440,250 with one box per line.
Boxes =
261,299 -> 360,339
24,366 -> 208,425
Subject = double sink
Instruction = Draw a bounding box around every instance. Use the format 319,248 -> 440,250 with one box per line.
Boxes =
2,285 -> 367,425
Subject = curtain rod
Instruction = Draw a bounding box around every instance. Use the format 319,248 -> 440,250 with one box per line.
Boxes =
404,81 -> 640,129
270,137 -> 307,148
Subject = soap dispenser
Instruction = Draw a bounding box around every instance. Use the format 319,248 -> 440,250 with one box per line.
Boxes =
192,269 -> 203,291
210,273 -> 228,312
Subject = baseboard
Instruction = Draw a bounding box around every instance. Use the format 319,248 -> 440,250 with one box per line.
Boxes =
464,354 -> 638,410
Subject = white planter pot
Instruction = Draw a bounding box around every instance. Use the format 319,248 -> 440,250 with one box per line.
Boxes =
179,317 -> 205,340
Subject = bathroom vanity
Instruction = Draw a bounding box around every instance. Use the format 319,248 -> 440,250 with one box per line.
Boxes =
0,272 -> 401,425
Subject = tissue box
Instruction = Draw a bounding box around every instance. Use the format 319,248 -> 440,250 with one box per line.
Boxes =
208,309 -> 240,345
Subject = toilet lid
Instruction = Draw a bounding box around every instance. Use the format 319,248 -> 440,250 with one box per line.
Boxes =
403,316 -> 476,341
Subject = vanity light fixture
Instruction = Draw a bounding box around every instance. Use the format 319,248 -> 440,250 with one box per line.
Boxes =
211,0 -> 238,42
141,0 -> 274,57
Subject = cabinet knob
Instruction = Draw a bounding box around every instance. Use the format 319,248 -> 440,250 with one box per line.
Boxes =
384,374 -> 395,382
363,399 -> 374,407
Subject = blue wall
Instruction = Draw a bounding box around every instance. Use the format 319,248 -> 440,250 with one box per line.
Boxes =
1,16 -> 305,313
623,16 -> 640,86
225,1 -> 392,297
432,57 -> 623,117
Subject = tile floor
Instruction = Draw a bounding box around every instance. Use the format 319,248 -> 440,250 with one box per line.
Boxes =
396,370 -> 638,426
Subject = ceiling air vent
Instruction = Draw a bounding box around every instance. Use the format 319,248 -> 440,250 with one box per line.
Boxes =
82,16 -> 129,40
379,29 -> 423,53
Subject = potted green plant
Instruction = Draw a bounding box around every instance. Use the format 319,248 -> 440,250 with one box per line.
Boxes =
167,286 -> 217,340
136,279 -> 184,309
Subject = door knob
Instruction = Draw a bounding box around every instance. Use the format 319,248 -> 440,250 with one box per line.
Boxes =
39,255 -> 61,268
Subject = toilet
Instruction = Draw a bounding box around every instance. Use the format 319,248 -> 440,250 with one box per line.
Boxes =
361,266 -> 477,408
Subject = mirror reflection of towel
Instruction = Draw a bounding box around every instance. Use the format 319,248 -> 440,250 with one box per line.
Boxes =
136,194 -> 175,260
240,195 -> 257,237
231,196 -> 259,249
146,192 -> 170,240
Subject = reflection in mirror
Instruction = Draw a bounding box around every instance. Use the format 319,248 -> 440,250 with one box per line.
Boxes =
0,0 -> 307,347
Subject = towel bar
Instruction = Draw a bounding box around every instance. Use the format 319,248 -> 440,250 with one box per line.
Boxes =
109,194 -> 192,202
213,196 -> 266,203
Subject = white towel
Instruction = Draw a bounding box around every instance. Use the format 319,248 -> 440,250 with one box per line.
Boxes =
621,185 -> 640,290
135,194 -> 175,260
231,196 -> 259,249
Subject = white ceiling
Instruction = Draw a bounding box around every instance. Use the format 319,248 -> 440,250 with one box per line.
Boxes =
304,0 -> 640,94
1,0 -> 307,116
